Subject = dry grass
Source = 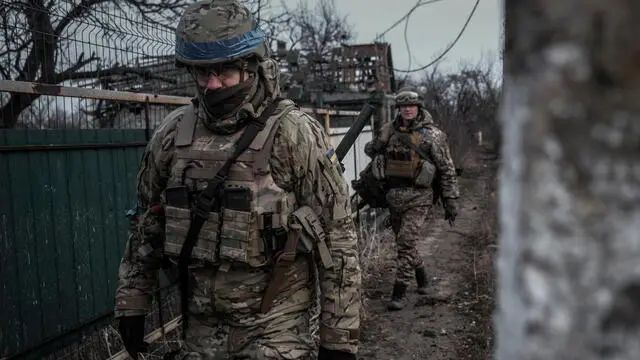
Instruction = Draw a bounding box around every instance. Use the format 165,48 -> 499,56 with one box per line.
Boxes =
45,288 -> 183,360
353,208 -> 395,321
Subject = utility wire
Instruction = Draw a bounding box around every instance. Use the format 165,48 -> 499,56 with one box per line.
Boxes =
393,0 -> 481,73
373,0 -> 447,43
403,3 -> 415,75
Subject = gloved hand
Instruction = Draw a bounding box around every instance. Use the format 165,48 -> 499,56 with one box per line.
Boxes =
443,197 -> 458,223
364,139 -> 384,157
318,347 -> 357,360
118,315 -> 148,358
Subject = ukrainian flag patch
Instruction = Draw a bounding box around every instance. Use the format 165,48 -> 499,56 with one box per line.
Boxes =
327,148 -> 338,164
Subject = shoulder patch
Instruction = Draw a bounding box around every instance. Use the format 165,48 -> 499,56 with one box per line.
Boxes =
326,148 -> 338,164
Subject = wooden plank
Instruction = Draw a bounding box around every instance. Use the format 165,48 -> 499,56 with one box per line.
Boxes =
107,316 -> 182,360
0,80 -> 361,115
0,80 -> 191,105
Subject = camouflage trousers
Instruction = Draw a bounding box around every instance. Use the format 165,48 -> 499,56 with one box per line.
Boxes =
171,257 -> 319,360
389,206 -> 428,286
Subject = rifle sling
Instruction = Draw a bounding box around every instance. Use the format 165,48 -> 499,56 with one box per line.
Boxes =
177,99 -> 280,335
395,131 -> 431,162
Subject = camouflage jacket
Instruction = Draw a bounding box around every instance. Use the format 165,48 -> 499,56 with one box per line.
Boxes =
114,99 -> 361,353
364,109 -> 459,210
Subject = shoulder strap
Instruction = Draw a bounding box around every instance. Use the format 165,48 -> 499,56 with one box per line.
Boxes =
177,99 -> 282,334
254,103 -> 295,174
175,103 -> 197,147
395,129 -> 431,161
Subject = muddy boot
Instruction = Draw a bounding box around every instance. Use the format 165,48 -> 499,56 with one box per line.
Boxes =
387,281 -> 408,311
415,267 -> 429,295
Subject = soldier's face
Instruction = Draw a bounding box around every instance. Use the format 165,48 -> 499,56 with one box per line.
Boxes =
399,105 -> 418,120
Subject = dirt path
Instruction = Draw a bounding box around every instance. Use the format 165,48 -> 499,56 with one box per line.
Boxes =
358,147 -> 496,360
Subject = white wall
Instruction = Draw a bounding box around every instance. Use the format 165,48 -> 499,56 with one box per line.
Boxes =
328,126 -> 373,195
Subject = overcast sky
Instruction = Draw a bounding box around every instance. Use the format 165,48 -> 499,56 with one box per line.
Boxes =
277,0 -> 502,79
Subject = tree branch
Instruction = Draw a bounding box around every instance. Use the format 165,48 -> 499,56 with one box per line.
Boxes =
54,0 -> 109,36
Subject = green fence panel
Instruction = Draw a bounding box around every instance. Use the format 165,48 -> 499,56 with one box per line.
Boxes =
0,129 -> 147,359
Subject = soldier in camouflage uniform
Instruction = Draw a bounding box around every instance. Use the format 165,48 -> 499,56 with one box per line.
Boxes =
364,89 -> 459,311
114,1 -> 361,359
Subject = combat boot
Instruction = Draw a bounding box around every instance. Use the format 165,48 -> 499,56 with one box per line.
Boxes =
415,267 -> 429,295
387,281 -> 408,311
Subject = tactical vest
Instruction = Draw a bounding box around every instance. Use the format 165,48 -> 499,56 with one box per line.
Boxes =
162,102 -> 296,268
379,124 -> 421,179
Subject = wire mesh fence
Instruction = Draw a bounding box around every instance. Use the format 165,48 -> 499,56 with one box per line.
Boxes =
0,0 -> 194,130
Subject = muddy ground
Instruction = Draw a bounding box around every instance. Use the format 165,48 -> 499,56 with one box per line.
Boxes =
358,146 -> 498,360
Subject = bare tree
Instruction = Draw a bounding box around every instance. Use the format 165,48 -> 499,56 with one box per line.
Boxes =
407,61 -> 501,168
273,0 -> 354,92
285,0 -> 352,59
497,1 -> 640,359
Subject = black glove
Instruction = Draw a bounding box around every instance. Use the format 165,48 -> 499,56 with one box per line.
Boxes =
443,198 -> 458,223
118,315 -> 148,358
318,347 -> 357,360
364,139 -> 383,157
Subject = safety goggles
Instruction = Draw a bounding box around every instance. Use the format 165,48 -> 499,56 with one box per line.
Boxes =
191,63 -> 242,86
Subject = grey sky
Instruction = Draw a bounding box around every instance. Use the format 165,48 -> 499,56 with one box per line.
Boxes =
278,0 -> 502,79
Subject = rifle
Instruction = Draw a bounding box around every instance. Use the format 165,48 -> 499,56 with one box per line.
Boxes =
334,103 -> 377,163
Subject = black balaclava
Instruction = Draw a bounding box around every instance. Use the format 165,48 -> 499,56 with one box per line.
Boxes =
201,77 -> 255,119
194,57 -> 267,134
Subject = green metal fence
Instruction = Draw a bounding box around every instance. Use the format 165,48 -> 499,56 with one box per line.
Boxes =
0,129 -> 146,358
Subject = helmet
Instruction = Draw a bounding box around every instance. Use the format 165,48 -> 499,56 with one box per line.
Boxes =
394,88 -> 424,107
174,0 -> 268,67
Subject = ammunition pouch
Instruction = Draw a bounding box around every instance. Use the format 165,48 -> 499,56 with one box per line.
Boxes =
414,160 -> 436,188
385,157 -> 419,179
164,205 -> 221,264
162,185 -> 220,264
290,206 -> 333,269
219,188 -> 269,267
